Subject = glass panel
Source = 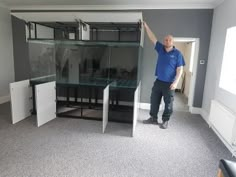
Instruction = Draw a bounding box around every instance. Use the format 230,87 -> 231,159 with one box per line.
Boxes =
55,44 -> 110,86
28,39 -> 142,88
109,46 -> 139,88
28,40 -> 56,81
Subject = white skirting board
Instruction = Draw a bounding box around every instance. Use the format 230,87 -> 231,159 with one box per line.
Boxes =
189,107 -> 202,114
140,102 -> 202,115
139,102 -> 164,111
200,109 -> 209,124
0,95 -> 10,104
139,103 -> 150,110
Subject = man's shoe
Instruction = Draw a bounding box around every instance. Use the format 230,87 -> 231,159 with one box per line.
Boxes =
143,117 -> 158,124
160,121 -> 168,129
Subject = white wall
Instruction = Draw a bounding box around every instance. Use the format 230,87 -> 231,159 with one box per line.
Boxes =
0,6 -> 15,104
202,0 -> 236,116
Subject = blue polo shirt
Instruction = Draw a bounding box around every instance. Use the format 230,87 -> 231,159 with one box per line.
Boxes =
155,41 -> 185,82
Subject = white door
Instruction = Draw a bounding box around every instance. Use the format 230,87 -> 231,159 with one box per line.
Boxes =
102,85 -> 109,133
132,82 -> 141,137
10,80 -> 32,124
35,81 -> 56,127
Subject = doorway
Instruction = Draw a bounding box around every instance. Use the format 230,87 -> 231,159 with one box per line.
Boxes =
172,38 -> 200,112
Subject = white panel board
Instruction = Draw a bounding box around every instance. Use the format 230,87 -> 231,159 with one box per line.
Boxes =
82,23 -> 90,40
10,80 -> 32,124
36,81 -> 56,127
132,82 -> 141,137
11,12 -> 142,23
103,85 -> 109,133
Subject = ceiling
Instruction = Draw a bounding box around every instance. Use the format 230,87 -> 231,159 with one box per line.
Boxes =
0,0 -> 224,10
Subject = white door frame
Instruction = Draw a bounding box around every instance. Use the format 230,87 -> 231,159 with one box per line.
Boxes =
174,37 -> 200,112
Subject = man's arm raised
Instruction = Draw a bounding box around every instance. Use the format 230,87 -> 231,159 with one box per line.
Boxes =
143,21 -> 158,45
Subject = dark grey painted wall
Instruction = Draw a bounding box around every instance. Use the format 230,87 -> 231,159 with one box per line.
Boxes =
11,15 -> 30,81
141,9 -> 213,107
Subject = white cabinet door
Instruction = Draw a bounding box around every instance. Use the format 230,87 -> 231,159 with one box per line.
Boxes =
102,85 -> 109,133
10,80 -> 32,124
132,82 -> 141,137
35,81 -> 56,127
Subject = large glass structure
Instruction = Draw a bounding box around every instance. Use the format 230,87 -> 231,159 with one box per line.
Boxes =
28,39 -> 142,121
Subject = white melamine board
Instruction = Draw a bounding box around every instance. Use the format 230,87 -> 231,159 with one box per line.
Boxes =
102,85 -> 109,133
36,81 -> 56,127
132,82 -> 141,137
11,12 -> 142,23
10,80 -> 32,124
82,23 -> 90,40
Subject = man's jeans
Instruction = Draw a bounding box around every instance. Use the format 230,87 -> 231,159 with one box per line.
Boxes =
149,79 -> 175,122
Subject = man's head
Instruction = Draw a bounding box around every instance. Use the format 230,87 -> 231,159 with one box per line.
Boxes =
163,35 -> 174,49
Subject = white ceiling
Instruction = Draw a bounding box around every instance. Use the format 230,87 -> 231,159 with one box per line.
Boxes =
0,0 -> 224,10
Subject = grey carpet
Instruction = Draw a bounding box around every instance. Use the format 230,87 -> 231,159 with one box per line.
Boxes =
0,102 -> 234,177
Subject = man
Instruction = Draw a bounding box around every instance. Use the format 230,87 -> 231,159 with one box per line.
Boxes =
143,22 -> 185,129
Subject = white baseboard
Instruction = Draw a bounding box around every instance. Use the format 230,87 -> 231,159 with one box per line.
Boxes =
200,108 -> 209,124
139,102 -> 165,111
189,107 -> 202,114
139,103 -> 150,110
0,95 -> 10,104
189,107 -> 210,125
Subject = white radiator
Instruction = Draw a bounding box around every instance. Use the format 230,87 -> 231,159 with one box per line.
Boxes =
209,100 -> 236,155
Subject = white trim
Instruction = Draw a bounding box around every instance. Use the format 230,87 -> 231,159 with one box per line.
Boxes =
188,39 -> 200,107
189,106 -> 201,114
139,103 -> 150,110
11,11 -> 142,23
0,95 -> 10,104
200,108 -> 209,124
174,38 -> 196,42
10,3 -> 215,11
173,38 -> 199,108
139,102 -> 164,110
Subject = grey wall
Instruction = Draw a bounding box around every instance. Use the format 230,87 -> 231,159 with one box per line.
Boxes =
11,15 -> 30,81
141,9 -> 213,107
0,6 -> 14,103
202,0 -> 236,114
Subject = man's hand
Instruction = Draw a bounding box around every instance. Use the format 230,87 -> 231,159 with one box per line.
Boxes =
170,66 -> 183,90
170,82 -> 177,90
